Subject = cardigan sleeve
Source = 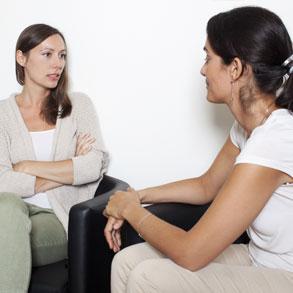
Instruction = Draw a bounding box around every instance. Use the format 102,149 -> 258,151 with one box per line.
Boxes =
70,93 -> 109,185
0,126 -> 36,196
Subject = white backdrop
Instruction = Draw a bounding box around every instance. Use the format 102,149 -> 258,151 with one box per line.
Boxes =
0,0 -> 292,188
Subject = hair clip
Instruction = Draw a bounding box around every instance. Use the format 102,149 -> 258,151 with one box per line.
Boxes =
282,54 -> 293,67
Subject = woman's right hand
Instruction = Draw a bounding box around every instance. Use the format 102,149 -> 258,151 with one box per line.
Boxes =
75,133 -> 96,156
104,215 -> 124,252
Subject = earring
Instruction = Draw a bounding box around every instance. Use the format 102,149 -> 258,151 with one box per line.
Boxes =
229,80 -> 235,105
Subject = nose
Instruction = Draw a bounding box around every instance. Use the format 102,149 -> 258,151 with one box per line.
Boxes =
52,54 -> 64,69
200,63 -> 206,77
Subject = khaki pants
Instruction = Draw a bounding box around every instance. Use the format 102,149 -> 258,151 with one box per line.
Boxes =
0,193 -> 67,293
111,242 -> 293,293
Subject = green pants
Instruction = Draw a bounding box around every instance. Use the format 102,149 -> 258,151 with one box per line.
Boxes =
0,193 -> 67,293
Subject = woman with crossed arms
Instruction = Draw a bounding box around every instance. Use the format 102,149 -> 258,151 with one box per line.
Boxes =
0,24 -> 108,292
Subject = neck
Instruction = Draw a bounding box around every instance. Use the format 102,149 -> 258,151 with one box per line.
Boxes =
228,94 -> 278,135
16,84 -> 50,108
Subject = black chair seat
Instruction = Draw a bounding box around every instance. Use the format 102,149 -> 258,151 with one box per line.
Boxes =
29,260 -> 68,293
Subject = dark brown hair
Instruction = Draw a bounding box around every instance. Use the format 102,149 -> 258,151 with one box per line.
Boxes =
16,24 -> 72,124
207,6 -> 293,111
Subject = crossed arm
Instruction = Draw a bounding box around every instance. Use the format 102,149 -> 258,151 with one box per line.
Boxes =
12,133 -> 95,193
104,137 -> 291,270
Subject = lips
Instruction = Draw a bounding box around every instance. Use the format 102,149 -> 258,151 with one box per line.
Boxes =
47,73 -> 61,81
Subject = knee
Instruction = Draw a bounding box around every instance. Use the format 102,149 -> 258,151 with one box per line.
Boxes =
111,247 -> 131,277
0,193 -> 30,229
127,260 -> 162,293
0,193 -> 27,212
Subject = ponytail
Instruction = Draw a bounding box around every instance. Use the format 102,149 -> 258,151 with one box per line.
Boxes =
276,55 -> 293,112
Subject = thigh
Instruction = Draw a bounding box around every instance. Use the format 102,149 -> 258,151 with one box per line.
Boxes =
0,193 -> 32,291
111,242 -> 165,293
213,244 -> 252,265
29,206 -> 67,266
127,259 -> 293,293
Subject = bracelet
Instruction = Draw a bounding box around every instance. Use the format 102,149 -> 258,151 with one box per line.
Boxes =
137,211 -> 152,238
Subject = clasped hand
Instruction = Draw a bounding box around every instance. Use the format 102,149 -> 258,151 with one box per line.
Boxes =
104,188 -> 140,252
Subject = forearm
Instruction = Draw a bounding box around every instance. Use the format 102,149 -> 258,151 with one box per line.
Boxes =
0,168 -> 36,197
35,177 -> 63,193
22,160 -> 73,184
138,175 -> 211,205
123,205 -> 196,269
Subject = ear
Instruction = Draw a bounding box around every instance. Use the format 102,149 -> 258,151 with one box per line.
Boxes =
229,57 -> 243,81
16,50 -> 27,67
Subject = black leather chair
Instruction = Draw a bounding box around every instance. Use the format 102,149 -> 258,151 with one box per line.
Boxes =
28,175 -> 129,293
68,193 -> 249,293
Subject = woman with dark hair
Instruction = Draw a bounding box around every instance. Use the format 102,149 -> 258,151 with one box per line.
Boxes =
0,24 -> 108,292
104,6 -> 293,292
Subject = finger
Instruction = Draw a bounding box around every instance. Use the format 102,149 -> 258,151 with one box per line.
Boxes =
79,137 -> 93,147
112,230 -> 120,252
113,219 -> 124,230
112,220 -> 124,250
78,139 -> 94,152
104,218 -> 115,249
78,133 -> 87,141
77,143 -> 93,156
112,230 -> 121,252
104,229 -> 113,250
115,229 -> 122,248
84,136 -> 95,143
78,133 -> 90,145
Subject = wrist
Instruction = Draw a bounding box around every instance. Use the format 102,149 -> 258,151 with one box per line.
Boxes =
23,160 -> 31,172
121,201 -> 141,220
24,160 -> 36,174
137,189 -> 147,202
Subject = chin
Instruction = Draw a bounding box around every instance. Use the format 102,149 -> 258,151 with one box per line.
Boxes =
45,82 -> 59,89
207,95 -> 218,103
206,94 -> 225,104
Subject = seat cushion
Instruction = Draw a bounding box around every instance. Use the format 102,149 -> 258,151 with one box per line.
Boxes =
29,260 -> 68,293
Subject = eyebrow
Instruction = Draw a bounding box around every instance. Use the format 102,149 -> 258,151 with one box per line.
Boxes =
41,47 -> 67,53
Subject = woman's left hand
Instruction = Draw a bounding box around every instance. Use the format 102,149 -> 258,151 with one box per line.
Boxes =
105,188 -> 141,219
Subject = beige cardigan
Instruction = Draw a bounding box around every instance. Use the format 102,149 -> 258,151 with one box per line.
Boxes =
0,92 -> 109,231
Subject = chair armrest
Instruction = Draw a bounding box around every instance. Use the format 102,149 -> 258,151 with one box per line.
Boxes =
68,175 -> 129,293
121,202 -> 211,247
121,202 -> 249,248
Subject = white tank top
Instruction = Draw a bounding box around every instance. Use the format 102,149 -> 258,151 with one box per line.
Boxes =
23,129 -> 55,209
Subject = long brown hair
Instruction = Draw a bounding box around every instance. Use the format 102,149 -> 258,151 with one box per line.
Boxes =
15,24 -> 72,124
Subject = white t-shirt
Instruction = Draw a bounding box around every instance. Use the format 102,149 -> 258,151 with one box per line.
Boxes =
230,109 -> 293,272
23,129 -> 55,209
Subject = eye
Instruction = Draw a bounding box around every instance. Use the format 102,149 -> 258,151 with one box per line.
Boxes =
42,52 -> 52,57
60,53 -> 67,59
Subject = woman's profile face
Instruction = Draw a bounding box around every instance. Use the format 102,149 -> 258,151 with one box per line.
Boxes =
17,34 -> 67,90
200,39 -> 232,104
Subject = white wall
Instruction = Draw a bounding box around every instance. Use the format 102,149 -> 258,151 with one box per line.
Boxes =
1,0 -> 292,188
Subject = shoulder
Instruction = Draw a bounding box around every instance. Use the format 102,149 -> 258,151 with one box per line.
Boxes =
0,94 -> 14,109
0,94 -> 16,122
67,92 -> 98,118
68,92 -> 94,108
250,109 -> 293,144
237,109 -> 293,176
